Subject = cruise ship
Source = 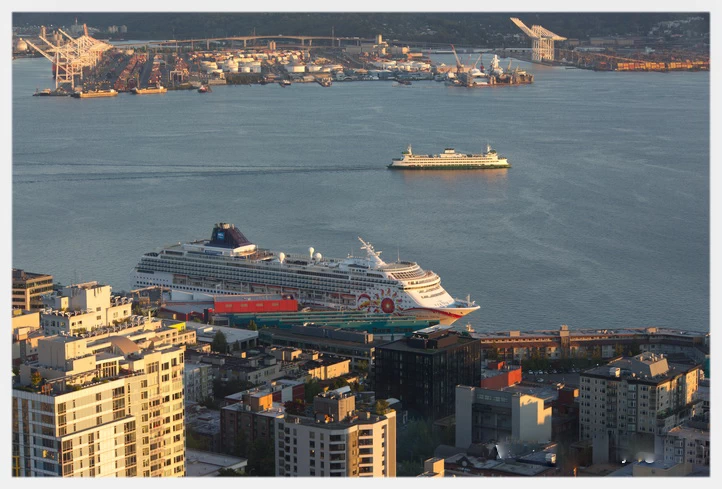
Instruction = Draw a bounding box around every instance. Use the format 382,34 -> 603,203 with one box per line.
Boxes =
388,144 -> 510,170
131,223 -> 479,325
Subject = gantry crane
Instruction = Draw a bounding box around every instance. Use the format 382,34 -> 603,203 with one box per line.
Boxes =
510,17 -> 566,62
24,24 -> 112,90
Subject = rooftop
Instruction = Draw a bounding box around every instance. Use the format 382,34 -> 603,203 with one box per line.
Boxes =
472,325 -> 708,341
582,354 -> 700,383
667,424 -> 710,441
185,449 -> 247,477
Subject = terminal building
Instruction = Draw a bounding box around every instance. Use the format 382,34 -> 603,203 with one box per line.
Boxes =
474,325 -> 709,366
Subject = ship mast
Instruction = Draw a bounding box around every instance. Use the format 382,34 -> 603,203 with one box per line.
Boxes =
358,237 -> 387,267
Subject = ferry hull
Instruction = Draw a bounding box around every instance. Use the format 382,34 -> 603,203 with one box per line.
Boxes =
388,164 -> 510,170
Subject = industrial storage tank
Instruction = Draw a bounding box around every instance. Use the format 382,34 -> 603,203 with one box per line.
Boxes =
223,59 -> 239,72
15,38 -> 28,52
286,63 -> 306,73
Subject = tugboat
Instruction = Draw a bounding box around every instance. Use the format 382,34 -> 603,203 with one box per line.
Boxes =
198,84 -> 211,93
317,78 -> 332,87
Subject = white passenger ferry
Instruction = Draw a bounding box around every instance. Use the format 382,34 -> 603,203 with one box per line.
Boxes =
131,223 -> 479,325
388,144 -> 510,169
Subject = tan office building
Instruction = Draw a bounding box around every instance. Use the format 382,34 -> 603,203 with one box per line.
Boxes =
12,269 -> 54,310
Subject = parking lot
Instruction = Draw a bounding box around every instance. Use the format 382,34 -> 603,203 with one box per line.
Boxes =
521,369 -> 581,387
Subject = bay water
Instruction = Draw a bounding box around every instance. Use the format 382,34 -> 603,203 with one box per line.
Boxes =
12,56 -> 709,333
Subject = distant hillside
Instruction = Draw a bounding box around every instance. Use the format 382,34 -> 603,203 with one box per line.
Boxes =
12,12 -> 710,45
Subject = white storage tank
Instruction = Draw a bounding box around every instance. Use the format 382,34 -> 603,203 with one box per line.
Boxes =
287,63 -> 306,73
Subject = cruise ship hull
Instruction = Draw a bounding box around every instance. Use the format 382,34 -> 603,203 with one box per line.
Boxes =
132,270 -> 478,325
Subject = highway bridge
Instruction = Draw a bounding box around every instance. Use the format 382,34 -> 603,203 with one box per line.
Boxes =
113,35 -> 485,53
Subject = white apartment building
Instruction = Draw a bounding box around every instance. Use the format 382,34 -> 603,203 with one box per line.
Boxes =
274,387 -> 396,477
579,352 -> 702,464
184,362 -> 214,403
455,385 -> 552,449
41,282 -> 132,335
12,333 -> 186,477
663,424 -> 710,467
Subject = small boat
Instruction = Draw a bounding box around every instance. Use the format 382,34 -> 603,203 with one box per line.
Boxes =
317,79 -> 332,87
198,84 -> 211,93
279,79 -> 292,87
396,79 -> 412,86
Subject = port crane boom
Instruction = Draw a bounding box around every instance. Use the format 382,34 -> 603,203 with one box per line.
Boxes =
24,25 -> 112,90
510,17 -> 566,62
450,44 -> 465,72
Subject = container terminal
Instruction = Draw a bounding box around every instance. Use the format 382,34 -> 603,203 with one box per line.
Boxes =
14,20 -> 708,97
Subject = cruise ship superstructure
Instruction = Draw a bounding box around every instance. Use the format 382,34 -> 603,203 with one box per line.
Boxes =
131,223 -> 479,325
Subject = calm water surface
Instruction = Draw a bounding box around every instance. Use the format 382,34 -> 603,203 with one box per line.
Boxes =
12,56 -> 709,333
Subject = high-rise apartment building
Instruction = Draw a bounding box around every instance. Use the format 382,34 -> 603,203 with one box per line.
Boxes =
275,387 -> 396,477
578,352 -> 702,464
12,332 -> 186,477
12,269 -> 54,310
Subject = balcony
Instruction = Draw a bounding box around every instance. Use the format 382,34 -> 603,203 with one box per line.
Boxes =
329,443 -> 346,452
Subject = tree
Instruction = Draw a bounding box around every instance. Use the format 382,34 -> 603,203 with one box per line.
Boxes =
211,330 -> 229,354
330,377 -> 349,390
284,399 -> 306,416
396,418 -> 439,468
247,320 -> 258,331
246,439 -> 275,476
355,360 -> 368,373
374,399 -> 390,415
304,379 -> 323,403
30,371 -> 42,388
232,428 -> 249,459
